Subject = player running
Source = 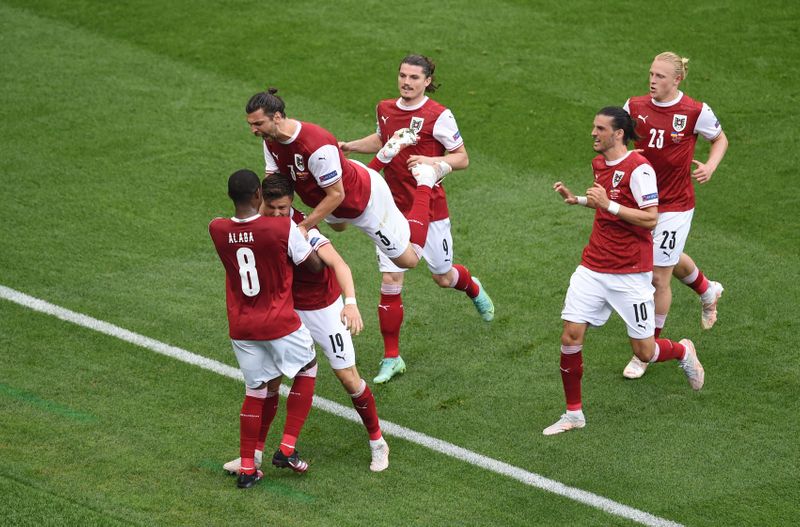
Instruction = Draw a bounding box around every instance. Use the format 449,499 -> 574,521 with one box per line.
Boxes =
621,52 -> 728,379
544,107 -> 704,436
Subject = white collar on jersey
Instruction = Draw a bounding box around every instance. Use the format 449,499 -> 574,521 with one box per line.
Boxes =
651,91 -> 684,108
279,120 -> 302,144
604,150 -> 633,167
396,96 -> 429,111
231,213 -> 261,223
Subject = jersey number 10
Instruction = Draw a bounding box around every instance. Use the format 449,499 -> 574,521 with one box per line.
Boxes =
236,247 -> 261,297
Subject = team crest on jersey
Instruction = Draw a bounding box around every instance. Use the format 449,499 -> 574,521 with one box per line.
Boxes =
287,165 -> 309,181
672,114 -> 688,132
294,154 -> 305,172
409,116 -> 425,134
612,170 -> 625,188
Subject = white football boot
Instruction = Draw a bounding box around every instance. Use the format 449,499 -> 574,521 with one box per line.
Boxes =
377,128 -> 418,162
411,163 -> 437,187
543,411 -> 586,436
700,281 -> 724,329
223,449 -> 263,475
622,355 -> 649,379
678,339 -> 705,391
369,437 -> 390,472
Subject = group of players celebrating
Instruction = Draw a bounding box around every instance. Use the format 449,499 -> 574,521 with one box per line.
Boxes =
209,51 -> 727,487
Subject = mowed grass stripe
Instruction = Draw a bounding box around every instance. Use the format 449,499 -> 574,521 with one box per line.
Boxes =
0,284 -> 683,527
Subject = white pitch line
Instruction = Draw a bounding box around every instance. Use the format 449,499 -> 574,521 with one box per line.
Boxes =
1,285 -> 682,527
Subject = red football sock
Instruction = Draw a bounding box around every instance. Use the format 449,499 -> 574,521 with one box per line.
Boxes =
368,157 -> 387,172
239,395 -> 263,470
653,339 -> 686,362
280,370 -> 316,456
351,381 -> 382,440
378,292 -> 403,359
407,185 -> 433,247
256,392 -> 279,452
451,264 -> 480,298
560,346 -> 583,411
681,267 -> 709,296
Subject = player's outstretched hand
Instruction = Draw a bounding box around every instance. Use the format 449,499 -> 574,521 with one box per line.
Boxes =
338,141 -> 352,157
586,182 -> 609,210
553,181 -> 578,204
691,159 -> 714,184
341,304 -> 363,336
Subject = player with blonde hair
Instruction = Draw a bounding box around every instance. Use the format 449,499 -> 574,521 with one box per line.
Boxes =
621,52 -> 728,379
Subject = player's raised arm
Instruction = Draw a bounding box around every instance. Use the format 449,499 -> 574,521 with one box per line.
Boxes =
340,133 -> 383,155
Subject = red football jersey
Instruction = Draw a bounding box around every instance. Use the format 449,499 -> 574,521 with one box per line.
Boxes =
290,209 -> 341,311
375,97 -> 463,220
626,93 -> 722,212
263,121 -> 371,219
209,214 -> 312,340
581,152 -> 659,274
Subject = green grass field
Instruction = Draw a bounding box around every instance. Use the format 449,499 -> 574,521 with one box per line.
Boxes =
1,1 -> 798,525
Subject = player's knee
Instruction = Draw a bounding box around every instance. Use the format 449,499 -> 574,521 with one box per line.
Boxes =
652,267 -> 673,289
334,366 -> 361,393
560,331 -> 582,346
297,358 -> 318,378
266,376 -> 283,392
394,254 -> 419,269
381,272 -> 404,287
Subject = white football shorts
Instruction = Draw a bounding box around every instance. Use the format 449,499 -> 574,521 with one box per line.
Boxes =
377,218 -> 454,275
231,324 -> 315,388
296,297 -> 356,370
561,265 -> 655,339
652,209 -> 694,267
327,165 -> 410,260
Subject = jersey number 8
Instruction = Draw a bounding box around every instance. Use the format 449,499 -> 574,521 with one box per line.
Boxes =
236,247 -> 261,297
